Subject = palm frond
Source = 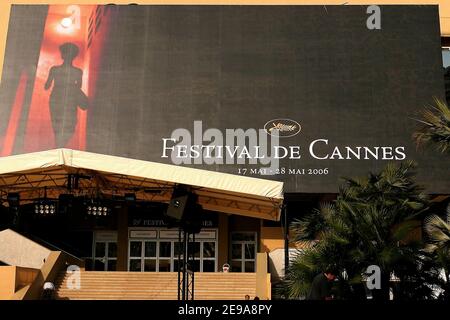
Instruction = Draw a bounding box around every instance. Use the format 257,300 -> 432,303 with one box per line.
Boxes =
279,162 -> 442,300
424,214 -> 450,247
413,98 -> 450,154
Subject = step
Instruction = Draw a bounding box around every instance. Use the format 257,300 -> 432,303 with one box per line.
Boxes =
57,289 -> 251,294
57,297 -> 249,300
57,279 -> 255,284
57,296 -> 177,298
57,286 -> 254,291
57,278 -> 255,282
57,278 -> 255,283
56,295 -> 254,299
57,276 -> 256,280
57,278 -> 254,283
57,282 -> 255,291
58,272 -> 256,276
57,274 -> 256,278
57,296 -> 250,300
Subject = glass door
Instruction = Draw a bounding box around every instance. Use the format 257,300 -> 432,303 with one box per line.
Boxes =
128,240 -> 158,271
158,241 -> 172,272
173,240 -> 217,272
231,232 -> 257,272
129,240 -> 142,271
128,229 -> 218,272
93,241 -> 117,271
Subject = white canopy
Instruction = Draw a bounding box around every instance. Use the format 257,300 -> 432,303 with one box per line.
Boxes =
0,149 -> 283,220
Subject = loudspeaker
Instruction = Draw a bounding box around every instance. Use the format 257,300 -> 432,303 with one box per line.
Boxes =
58,194 -> 74,215
166,194 -> 189,220
181,203 -> 203,234
165,186 -> 204,233
165,186 -> 193,221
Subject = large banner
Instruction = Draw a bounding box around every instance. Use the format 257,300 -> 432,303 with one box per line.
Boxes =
0,5 -> 448,193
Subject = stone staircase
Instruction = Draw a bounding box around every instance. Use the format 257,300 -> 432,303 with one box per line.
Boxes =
55,271 -> 257,300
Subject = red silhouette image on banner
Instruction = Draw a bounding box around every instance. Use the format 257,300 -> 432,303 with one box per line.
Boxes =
23,5 -> 93,152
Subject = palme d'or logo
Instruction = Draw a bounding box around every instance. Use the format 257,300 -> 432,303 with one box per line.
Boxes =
264,119 -> 301,138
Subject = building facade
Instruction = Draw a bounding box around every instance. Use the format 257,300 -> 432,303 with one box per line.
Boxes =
0,2 -> 449,300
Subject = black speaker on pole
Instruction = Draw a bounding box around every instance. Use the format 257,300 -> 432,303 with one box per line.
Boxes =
182,202 -> 203,234
165,186 -> 192,222
165,185 -> 204,234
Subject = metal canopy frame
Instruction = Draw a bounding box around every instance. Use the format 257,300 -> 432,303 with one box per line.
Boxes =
0,150 -> 283,221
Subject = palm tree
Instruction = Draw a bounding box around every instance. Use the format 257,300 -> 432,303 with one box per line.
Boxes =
280,162 -> 440,300
424,205 -> 450,300
413,98 -> 450,300
413,98 -> 450,153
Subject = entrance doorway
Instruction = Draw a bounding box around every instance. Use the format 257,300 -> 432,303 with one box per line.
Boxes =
128,228 -> 217,272
93,231 -> 117,271
128,240 -> 159,271
231,232 -> 257,272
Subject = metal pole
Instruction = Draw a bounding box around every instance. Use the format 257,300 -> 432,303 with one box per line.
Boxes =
283,205 -> 289,277
177,227 -> 181,301
183,230 -> 188,300
191,233 -> 195,300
